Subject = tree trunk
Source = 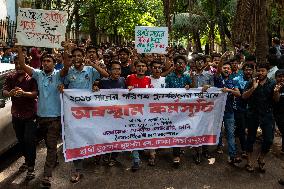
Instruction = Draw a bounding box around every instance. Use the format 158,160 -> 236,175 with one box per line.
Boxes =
216,0 -> 226,53
89,2 -> 97,45
66,3 -> 76,40
163,0 -> 175,39
255,0 -> 268,64
74,2 -> 80,44
209,21 -> 215,53
193,31 -> 202,53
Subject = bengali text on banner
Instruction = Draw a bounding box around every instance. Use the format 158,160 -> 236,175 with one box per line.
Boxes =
61,88 -> 227,162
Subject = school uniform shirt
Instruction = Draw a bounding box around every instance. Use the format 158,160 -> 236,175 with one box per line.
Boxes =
64,66 -> 100,90
192,70 -> 214,88
32,69 -> 62,117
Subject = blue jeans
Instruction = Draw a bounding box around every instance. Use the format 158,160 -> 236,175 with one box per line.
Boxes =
218,112 -> 236,158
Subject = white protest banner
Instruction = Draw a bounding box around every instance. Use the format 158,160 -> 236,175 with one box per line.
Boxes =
16,8 -> 67,48
61,88 -> 227,162
135,26 -> 168,54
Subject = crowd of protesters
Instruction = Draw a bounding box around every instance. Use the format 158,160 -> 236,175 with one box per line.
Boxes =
1,37 -> 284,188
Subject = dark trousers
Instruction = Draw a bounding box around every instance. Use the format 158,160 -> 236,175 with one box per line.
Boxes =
173,147 -> 181,157
38,117 -> 61,177
234,111 -> 247,152
12,117 -> 37,168
246,112 -> 274,154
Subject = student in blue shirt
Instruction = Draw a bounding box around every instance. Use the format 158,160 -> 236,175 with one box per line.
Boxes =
18,46 -> 64,188
233,63 -> 254,158
214,58 -> 242,165
59,47 -> 108,183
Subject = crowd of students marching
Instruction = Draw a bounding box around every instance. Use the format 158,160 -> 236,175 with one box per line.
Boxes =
1,37 -> 284,188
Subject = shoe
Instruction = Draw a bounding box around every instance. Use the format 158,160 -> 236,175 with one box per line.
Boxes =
241,151 -> 248,159
131,162 -> 140,172
173,157 -> 180,168
40,177 -> 51,188
216,146 -> 223,154
25,167 -> 35,180
278,178 -> 284,185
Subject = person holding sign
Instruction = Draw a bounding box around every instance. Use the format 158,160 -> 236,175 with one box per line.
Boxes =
214,53 -> 242,166
17,46 -> 64,188
126,60 -> 151,171
93,60 -> 127,166
165,54 -> 193,167
59,46 -> 108,183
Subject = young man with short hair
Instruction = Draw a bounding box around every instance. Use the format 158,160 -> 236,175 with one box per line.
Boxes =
18,47 -> 63,188
3,56 -> 38,180
214,59 -> 242,165
229,57 -> 243,79
191,55 -> 214,164
233,63 -> 254,158
242,63 -> 276,172
150,60 -> 166,88
60,47 -> 108,183
165,55 -> 193,167
93,61 -> 126,166
119,48 -> 133,78
126,60 -> 151,171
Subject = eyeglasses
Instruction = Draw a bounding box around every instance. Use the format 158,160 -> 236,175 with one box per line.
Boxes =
152,66 -> 161,70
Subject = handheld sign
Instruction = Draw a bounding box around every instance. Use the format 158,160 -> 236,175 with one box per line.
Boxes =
16,8 -> 67,48
135,26 -> 168,54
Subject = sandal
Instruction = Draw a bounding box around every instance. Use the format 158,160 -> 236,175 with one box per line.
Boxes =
40,177 -> 51,189
257,158 -> 266,173
245,164 -> 254,172
19,163 -> 28,172
70,172 -> 83,183
148,158 -> 155,166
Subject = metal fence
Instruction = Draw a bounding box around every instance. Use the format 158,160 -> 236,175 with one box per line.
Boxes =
0,18 -> 16,47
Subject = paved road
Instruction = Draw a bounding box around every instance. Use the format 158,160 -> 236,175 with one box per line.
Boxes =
1,137 -> 284,189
